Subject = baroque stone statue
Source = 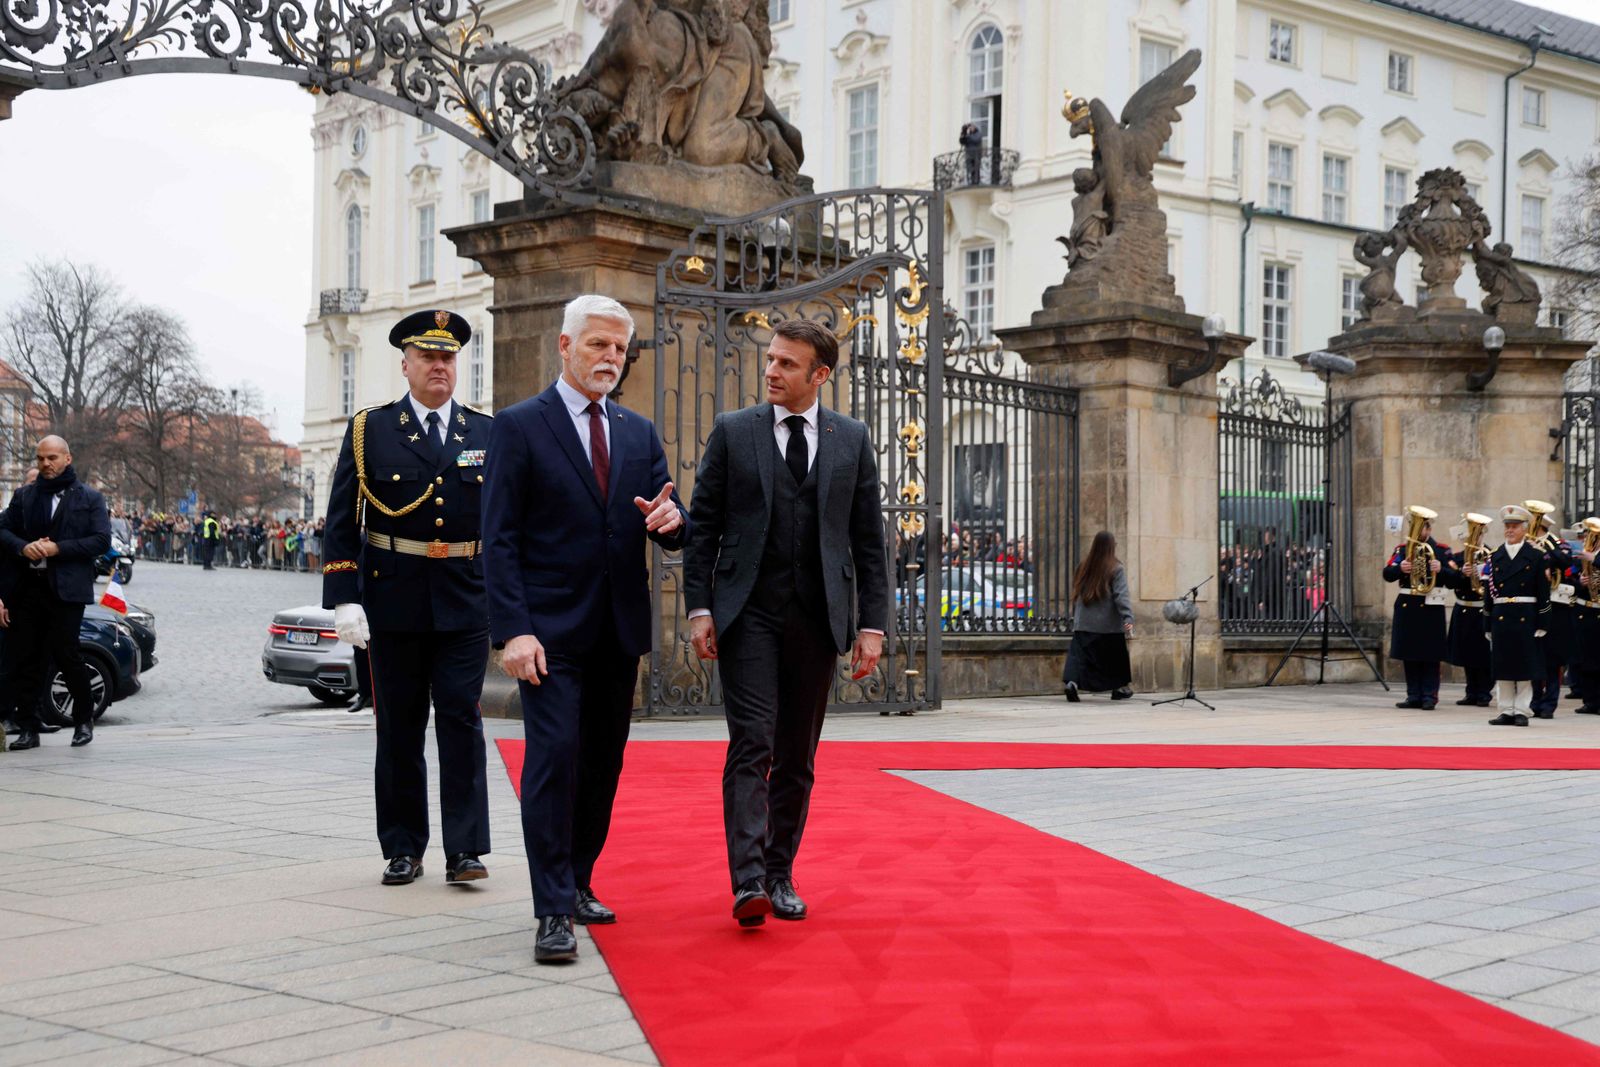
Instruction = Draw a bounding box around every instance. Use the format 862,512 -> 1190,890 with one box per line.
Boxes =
1352,230 -> 1407,318
1474,239 -> 1543,324
556,0 -> 805,191
1049,47 -> 1203,312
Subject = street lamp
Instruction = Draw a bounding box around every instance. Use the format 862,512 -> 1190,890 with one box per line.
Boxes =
1469,324 -> 1506,392
1170,312 -> 1229,387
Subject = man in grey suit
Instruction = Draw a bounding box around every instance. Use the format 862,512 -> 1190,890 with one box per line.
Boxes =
683,318 -> 890,927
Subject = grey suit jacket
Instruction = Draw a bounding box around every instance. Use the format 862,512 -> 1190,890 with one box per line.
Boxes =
682,403 -> 890,654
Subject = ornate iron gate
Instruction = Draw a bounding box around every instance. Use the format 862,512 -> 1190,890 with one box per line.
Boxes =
1217,368 -> 1353,636
1560,390 -> 1600,523
646,189 -> 944,715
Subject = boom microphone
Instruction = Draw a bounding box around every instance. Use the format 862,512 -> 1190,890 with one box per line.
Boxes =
1303,350 -> 1357,376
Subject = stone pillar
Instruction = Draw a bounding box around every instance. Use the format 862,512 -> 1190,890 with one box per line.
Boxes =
1328,321 -> 1591,662
999,303 -> 1249,692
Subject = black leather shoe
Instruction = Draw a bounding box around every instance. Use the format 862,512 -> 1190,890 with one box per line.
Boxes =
348,695 -> 372,713
1576,705 -> 1600,715
767,877 -> 807,921
1111,688 -> 1133,701
1455,697 -> 1479,706
1488,713 -> 1530,727
1533,710 -> 1555,719
1395,700 -> 1422,709
445,854 -> 487,883
575,888 -> 616,925
535,915 -> 578,963
9,730 -> 39,750
381,856 -> 423,885
70,722 -> 93,747
1419,701 -> 1437,711
732,878 -> 772,927
1064,682 -> 1080,703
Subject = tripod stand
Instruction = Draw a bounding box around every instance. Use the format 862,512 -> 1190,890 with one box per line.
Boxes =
1263,363 -> 1387,689
1153,575 -> 1215,710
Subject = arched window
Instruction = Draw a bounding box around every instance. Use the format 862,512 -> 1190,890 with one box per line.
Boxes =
344,204 -> 362,290
968,25 -> 1004,142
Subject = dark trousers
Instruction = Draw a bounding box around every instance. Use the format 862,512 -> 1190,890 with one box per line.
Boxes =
1402,660 -> 1440,703
355,643 -> 372,703
1574,666 -> 1600,709
200,540 -> 216,569
1461,661 -> 1494,703
717,600 -> 837,891
515,634 -> 636,916
1532,664 -> 1563,715
8,577 -> 93,727
368,628 -> 491,860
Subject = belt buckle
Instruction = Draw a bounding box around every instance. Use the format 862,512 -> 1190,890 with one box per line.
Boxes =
426,540 -> 449,559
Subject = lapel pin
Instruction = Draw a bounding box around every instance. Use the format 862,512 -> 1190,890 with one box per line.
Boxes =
456,412 -> 466,426
398,411 -> 411,426
453,433 -> 464,443
408,433 -> 420,443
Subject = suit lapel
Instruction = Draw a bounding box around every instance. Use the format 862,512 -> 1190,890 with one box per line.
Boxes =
538,388 -> 604,510
439,401 -> 471,472
815,407 -> 838,507
394,396 -> 438,469
751,404 -> 774,513
604,402 -> 628,510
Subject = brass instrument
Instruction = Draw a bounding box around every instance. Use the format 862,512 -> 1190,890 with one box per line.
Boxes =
1404,505 -> 1439,594
1525,499 -> 1562,594
1581,517 -> 1600,599
1461,512 -> 1493,596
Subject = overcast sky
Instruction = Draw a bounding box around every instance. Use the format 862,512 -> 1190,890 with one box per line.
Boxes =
2,0 -> 1597,445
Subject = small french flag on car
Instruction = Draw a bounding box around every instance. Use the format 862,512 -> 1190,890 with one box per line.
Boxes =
100,578 -> 127,614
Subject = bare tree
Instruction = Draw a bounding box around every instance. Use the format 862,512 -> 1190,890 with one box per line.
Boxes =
189,383 -> 298,517
0,258 -> 129,476
1550,153 -> 1600,342
114,305 -> 211,508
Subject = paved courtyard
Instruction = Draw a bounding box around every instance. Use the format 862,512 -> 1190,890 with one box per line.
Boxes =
5,563 -> 1600,1062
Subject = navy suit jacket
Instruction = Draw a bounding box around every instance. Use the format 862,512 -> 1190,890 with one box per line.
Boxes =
0,481 -> 111,604
481,384 -> 688,657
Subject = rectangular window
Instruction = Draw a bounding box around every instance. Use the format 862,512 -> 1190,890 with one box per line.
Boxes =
1341,274 -> 1362,330
847,85 -> 879,187
416,204 -> 436,283
1551,308 -> 1570,337
1266,142 -> 1295,214
470,333 -> 486,404
471,189 -> 491,224
1321,154 -> 1348,223
339,349 -> 355,417
1522,194 -> 1545,259
1232,131 -> 1244,186
1387,51 -> 1412,94
962,244 -> 997,341
1262,263 -> 1291,358
1384,167 -> 1410,229
1268,20 -> 1296,65
1140,40 -> 1177,156
768,0 -> 790,24
1522,86 -> 1545,127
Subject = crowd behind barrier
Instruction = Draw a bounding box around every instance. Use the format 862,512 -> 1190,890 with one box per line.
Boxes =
113,510 -> 326,573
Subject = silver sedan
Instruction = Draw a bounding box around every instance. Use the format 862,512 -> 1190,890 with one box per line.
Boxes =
260,604 -> 360,705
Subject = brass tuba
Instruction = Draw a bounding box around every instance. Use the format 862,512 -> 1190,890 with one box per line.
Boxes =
1525,500 -> 1562,593
1582,517 -> 1600,597
1404,505 -> 1439,594
1461,512 -> 1493,596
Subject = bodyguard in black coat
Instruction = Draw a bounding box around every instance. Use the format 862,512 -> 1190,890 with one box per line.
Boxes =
1382,518 -> 1450,709
322,310 -> 493,887
1483,505 -> 1550,727
0,436 -> 111,748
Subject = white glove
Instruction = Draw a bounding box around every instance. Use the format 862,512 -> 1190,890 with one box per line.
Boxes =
334,603 -> 370,649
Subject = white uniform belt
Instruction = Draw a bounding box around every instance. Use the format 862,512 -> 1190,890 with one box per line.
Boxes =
1455,598 -> 1485,608
366,531 -> 480,559
1578,598 -> 1600,609
1498,596 -> 1538,604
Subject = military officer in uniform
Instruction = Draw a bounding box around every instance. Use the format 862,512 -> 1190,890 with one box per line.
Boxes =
322,309 -> 494,885
1480,504 -> 1550,727
1526,501 -> 1573,720
1382,508 -> 1451,710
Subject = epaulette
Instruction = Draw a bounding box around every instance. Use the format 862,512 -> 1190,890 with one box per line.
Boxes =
460,403 -> 493,419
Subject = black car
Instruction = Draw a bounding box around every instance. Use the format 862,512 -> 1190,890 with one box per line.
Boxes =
1,602 -> 155,722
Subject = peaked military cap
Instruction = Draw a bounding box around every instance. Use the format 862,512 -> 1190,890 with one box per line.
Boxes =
390,309 -> 471,353
1500,504 -> 1532,525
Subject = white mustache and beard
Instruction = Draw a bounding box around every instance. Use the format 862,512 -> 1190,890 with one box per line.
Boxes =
581,362 -> 621,396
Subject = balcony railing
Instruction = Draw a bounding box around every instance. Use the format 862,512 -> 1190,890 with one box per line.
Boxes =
933,147 -> 1020,191
319,288 -> 367,316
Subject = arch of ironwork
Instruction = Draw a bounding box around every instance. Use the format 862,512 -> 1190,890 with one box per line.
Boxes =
0,0 -> 597,201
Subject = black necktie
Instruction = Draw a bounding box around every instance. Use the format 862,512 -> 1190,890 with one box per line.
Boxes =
424,411 -> 442,463
784,415 -> 808,486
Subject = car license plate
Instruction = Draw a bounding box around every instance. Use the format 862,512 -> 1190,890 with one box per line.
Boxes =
286,630 -> 320,646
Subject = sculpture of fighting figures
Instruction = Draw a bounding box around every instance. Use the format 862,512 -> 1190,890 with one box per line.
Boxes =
1347,167 -> 1541,326
556,0 -> 805,187
1053,48 -> 1203,311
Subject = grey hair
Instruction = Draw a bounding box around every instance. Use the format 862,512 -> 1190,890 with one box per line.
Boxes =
561,294 -> 635,341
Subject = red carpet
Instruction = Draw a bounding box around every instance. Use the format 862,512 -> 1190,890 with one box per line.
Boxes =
497,740 -> 1600,1065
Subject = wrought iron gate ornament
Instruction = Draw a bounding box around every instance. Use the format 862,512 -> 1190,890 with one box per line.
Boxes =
0,0 -> 597,201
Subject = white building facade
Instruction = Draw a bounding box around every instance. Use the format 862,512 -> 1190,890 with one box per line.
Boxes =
300,0 -> 1600,516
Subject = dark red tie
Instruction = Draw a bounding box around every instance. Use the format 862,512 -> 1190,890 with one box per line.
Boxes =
586,401 -> 610,497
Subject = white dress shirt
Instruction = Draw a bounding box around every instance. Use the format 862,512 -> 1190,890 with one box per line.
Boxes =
773,398 -> 819,472
556,376 -> 611,461
408,394 -> 454,447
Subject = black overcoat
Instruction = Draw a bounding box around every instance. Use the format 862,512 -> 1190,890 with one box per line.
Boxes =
1383,538 -> 1451,663
1484,542 -> 1551,681
1442,556 -> 1491,667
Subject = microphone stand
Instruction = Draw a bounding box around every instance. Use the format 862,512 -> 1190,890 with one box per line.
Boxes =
1153,574 -> 1215,710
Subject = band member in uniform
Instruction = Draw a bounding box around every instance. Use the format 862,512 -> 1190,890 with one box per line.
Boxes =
1382,506 -> 1450,710
1444,513 -> 1495,708
1573,517 -> 1600,715
1525,501 -> 1572,720
323,310 -> 493,886
481,294 -> 688,964
683,318 -> 890,928
1481,504 -> 1550,727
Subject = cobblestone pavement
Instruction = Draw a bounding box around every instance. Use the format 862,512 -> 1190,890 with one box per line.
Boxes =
6,564 -> 1600,1061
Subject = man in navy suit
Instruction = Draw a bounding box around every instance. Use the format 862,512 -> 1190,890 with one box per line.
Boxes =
0,435 -> 111,749
481,294 -> 688,963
